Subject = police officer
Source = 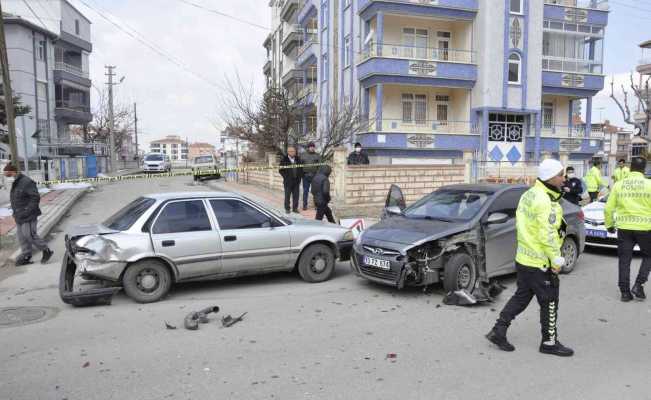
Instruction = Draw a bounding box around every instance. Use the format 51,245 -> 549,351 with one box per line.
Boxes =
562,166 -> 583,206
585,160 -> 606,202
486,159 -> 574,357
604,157 -> 651,302
612,159 -> 630,184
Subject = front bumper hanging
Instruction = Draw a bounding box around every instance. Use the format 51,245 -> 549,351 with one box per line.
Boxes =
59,252 -> 121,307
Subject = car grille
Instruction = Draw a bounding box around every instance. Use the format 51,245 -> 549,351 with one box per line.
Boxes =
585,219 -> 603,226
359,265 -> 399,282
362,245 -> 401,256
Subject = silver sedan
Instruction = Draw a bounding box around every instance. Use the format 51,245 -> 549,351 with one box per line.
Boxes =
60,192 -> 354,305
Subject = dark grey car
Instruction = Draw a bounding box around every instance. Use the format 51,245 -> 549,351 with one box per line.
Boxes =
350,184 -> 585,292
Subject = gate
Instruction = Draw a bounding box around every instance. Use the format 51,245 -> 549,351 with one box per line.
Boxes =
86,155 -> 97,178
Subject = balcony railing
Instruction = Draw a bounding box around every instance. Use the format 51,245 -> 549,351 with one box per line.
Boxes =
361,42 -> 475,64
55,100 -> 90,113
544,0 -> 609,10
541,124 -> 605,138
542,56 -> 603,74
54,62 -> 89,78
298,33 -> 318,57
368,119 -> 476,134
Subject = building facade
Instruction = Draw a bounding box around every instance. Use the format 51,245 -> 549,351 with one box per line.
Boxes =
188,142 -> 217,160
149,135 -> 189,161
264,0 -> 609,170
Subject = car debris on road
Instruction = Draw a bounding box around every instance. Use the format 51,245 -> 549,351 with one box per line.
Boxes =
221,312 -> 247,328
184,306 -> 220,330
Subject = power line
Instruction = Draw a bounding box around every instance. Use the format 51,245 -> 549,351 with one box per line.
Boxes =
20,0 -> 49,30
177,0 -> 271,31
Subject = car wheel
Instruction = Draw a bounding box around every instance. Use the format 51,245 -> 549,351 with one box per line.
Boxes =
560,237 -> 578,274
297,244 -> 336,283
443,252 -> 477,293
122,259 -> 172,303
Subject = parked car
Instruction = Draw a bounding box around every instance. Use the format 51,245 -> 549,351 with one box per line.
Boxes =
142,153 -> 171,173
192,155 -> 222,181
60,192 -> 354,305
350,184 -> 586,292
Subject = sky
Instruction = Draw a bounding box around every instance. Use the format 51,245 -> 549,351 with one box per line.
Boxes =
5,0 -> 651,145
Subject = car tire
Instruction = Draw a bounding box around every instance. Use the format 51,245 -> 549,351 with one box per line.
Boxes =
297,244 -> 336,283
122,259 -> 172,303
443,252 -> 477,293
560,237 -> 579,274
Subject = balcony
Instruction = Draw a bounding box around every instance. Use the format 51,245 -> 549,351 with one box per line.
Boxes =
282,25 -> 303,54
637,41 -> 651,75
359,0 -> 478,22
544,0 -> 609,10
370,119 -> 475,135
263,60 -> 272,75
363,43 -> 475,64
281,0 -> 300,22
298,0 -> 317,26
542,56 -> 602,75
54,62 -> 89,78
282,68 -> 303,87
53,62 -> 91,87
543,0 -> 608,26
55,100 -> 92,124
297,34 -> 318,66
541,124 -> 605,139
542,70 -> 604,95
359,119 -> 479,150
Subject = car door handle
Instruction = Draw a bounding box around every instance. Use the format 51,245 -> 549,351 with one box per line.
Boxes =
162,240 -> 175,247
224,235 -> 237,242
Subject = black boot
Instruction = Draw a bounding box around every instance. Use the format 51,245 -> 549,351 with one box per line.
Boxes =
631,284 -> 646,300
15,256 -> 33,267
621,290 -> 634,302
41,248 -> 54,264
540,341 -> 574,357
486,327 -> 515,352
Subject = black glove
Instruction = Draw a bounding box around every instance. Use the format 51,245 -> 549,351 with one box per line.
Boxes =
607,227 -> 616,234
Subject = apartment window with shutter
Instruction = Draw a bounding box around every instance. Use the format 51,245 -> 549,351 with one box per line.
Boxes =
37,40 -> 46,60
75,20 -> 80,35
508,53 -> 521,84
344,35 -> 351,67
435,95 -> 449,125
543,102 -> 554,129
402,94 -> 413,123
36,82 -> 47,101
402,93 -> 427,124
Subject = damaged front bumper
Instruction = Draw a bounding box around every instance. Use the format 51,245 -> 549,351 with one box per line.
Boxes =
59,252 -> 121,306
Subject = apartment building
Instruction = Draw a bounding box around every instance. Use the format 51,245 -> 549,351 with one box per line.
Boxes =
149,135 -> 189,161
188,142 -> 217,160
264,0 -> 610,169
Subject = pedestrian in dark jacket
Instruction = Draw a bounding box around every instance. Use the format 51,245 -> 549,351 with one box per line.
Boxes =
4,164 -> 53,266
562,166 -> 583,205
311,165 -> 335,223
301,142 -> 321,210
347,142 -> 370,165
279,146 -> 304,213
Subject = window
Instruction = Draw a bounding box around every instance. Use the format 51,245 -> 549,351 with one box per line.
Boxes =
321,2 -> 328,29
37,40 -> 45,60
543,102 -> 554,129
402,28 -> 428,59
104,197 -> 156,231
436,31 -> 451,61
435,95 -> 449,124
510,0 -> 523,14
153,200 -> 212,234
321,53 -> 328,80
489,113 -> 525,143
75,20 -> 80,35
508,53 -> 521,84
210,200 -> 273,230
36,82 -> 47,101
487,189 -> 525,219
401,94 -> 427,124
344,35 -> 351,67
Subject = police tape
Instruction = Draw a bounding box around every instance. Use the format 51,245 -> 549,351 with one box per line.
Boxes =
36,162 -> 329,186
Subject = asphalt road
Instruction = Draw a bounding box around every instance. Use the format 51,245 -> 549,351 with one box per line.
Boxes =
0,177 -> 649,400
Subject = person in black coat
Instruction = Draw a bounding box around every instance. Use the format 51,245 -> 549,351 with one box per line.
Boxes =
562,166 -> 583,206
311,165 -> 335,223
347,142 -> 370,165
279,146 -> 304,213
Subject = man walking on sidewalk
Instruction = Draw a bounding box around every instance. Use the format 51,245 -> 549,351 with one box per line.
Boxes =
279,146 -> 304,214
311,165 -> 335,223
604,157 -> 651,302
4,164 -> 53,266
301,142 -> 321,210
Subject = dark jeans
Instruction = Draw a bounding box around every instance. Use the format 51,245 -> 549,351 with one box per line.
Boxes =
284,180 -> 300,212
617,229 -> 651,292
589,192 -> 599,202
495,263 -> 560,342
302,175 -> 313,208
315,203 -> 335,223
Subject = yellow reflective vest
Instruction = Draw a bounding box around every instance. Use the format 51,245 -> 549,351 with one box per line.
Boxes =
612,166 -> 630,183
604,171 -> 651,231
515,180 -> 564,270
584,166 -> 606,192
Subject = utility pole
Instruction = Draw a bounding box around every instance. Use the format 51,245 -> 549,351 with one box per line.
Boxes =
105,65 -> 116,172
0,2 -> 20,170
133,102 -> 139,162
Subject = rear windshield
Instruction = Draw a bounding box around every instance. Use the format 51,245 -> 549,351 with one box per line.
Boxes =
145,154 -> 163,161
103,197 -> 156,231
194,156 -> 213,164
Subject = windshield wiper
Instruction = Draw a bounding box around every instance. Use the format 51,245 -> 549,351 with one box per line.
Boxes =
408,215 -> 453,222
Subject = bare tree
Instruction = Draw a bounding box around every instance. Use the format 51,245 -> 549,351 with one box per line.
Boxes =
313,99 -> 369,160
84,88 -> 134,155
610,73 -> 650,136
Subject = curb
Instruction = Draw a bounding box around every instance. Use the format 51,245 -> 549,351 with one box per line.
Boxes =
8,188 -> 88,263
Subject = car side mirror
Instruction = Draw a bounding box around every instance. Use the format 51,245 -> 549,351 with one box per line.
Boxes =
486,212 -> 509,225
385,206 -> 403,216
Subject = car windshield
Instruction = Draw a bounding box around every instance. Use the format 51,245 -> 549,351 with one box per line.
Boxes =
103,197 -> 156,231
145,154 -> 163,161
194,156 -> 213,164
403,190 -> 493,221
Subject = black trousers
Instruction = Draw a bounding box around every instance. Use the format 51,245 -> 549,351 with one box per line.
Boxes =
284,180 -> 300,212
495,263 -> 560,342
617,229 -> 651,292
589,192 -> 599,202
315,203 -> 335,223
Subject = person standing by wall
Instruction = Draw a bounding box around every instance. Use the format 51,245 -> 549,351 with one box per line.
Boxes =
279,146 -> 303,214
311,165 -> 335,223
301,142 -> 321,211
347,142 -> 369,165
562,166 -> 583,206
584,160 -> 606,202
604,157 -> 651,302
4,164 -> 53,266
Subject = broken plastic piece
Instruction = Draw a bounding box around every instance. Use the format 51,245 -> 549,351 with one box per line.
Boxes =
165,322 -> 177,330
221,312 -> 247,328
184,306 -> 220,330
443,289 -> 478,306
59,252 -> 121,307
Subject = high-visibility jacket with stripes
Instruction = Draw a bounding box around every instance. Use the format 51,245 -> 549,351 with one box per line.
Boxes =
584,166 -> 606,192
604,171 -> 651,231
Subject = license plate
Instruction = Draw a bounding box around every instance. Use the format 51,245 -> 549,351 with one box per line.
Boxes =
586,229 -> 608,238
363,256 -> 391,270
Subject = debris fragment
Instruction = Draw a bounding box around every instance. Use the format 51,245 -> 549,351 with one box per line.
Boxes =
221,312 -> 247,328
598,318 -> 608,323
184,306 -> 220,330
164,321 -> 177,330
443,290 -> 479,306
82,362 -> 90,368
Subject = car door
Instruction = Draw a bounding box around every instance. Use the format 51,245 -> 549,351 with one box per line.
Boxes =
483,189 -> 525,277
150,199 -> 222,280
386,184 -> 406,209
209,199 -> 291,275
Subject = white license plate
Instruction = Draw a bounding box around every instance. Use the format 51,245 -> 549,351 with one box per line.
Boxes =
363,256 -> 391,270
586,229 -> 608,238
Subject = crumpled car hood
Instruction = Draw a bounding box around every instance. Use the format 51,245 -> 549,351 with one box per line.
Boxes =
67,224 -> 118,238
363,216 -> 470,245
